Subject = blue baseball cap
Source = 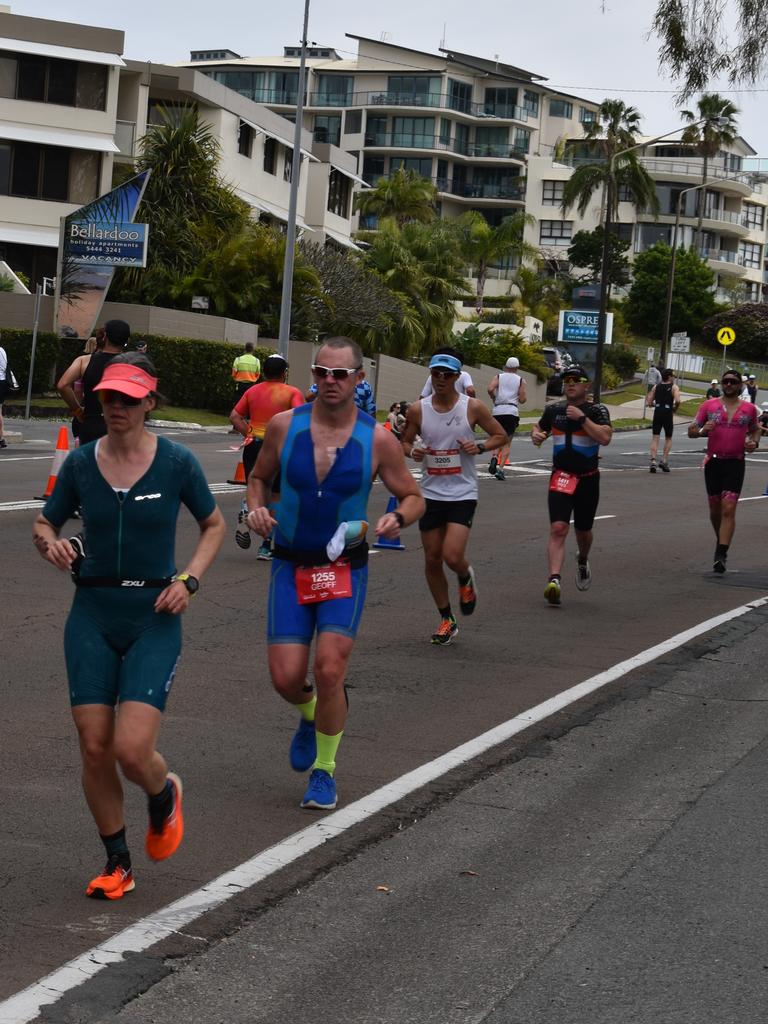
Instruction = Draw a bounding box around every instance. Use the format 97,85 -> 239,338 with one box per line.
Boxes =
429,353 -> 462,374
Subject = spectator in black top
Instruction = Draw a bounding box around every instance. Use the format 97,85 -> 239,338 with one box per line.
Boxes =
58,320 -> 129,445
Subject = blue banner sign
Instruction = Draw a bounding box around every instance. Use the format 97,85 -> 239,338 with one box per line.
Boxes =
67,221 -> 148,267
558,310 -> 613,345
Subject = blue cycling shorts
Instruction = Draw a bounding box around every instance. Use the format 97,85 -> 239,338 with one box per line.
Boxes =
64,589 -> 181,711
267,558 -> 368,646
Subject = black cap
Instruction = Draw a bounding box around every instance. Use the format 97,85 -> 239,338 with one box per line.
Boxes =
562,364 -> 589,382
104,319 -> 130,346
263,354 -> 288,378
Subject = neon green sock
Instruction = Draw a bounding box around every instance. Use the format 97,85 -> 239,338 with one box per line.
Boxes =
313,730 -> 343,775
297,696 -> 316,722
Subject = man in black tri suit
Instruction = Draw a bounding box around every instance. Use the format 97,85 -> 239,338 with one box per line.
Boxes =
647,368 -> 680,473
531,364 -> 613,606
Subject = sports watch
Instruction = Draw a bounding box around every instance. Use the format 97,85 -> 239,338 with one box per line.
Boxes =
477,442 -> 486,454
174,573 -> 199,596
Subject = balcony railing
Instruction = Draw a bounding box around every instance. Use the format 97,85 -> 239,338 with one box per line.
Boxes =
639,157 -> 754,188
435,176 -> 525,200
114,120 -> 136,157
363,132 -> 528,159
700,247 -> 745,265
249,89 -> 300,105
309,90 -> 529,121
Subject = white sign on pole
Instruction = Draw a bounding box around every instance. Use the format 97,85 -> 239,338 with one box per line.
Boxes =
647,347 -> 655,362
670,336 -> 690,353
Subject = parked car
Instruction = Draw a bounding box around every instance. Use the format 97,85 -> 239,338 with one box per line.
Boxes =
543,346 -> 573,396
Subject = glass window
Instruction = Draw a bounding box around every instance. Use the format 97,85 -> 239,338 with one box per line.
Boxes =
436,158 -> 449,190
523,90 -> 539,117
514,128 -> 531,154
743,202 -> 764,229
68,150 -> 99,204
46,59 -> 77,106
263,136 -> 277,174
327,168 -> 351,218
617,183 -> 632,203
542,180 -> 564,205
392,116 -> 434,148
475,126 -> 508,157
41,146 -> 69,201
315,74 -> 353,105
387,75 -> 441,105
17,54 -> 46,102
0,54 -> 16,98
549,98 -> 573,119
76,63 -> 107,110
392,156 -> 432,177
448,79 -> 472,113
365,116 -> 387,145
11,142 -> 40,197
454,123 -> 469,155
439,118 -> 451,145
0,141 -> 10,193
362,155 -> 384,184
283,147 -> 293,183
579,107 -> 596,124
269,71 -> 299,104
314,115 -> 341,146
739,240 -> 762,268
484,87 -> 518,117
238,121 -> 254,157
345,109 -> 362,134
539,219 -> 572,246
613,223 -> 633,243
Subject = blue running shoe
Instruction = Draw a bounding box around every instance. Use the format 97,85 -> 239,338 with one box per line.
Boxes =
300,769 -> 337,810
289,718 -> 317,772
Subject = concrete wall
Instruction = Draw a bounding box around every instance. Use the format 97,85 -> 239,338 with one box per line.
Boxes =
0,293 -> 257,343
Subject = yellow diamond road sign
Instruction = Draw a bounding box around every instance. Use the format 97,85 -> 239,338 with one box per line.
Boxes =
717,326 -> 736,346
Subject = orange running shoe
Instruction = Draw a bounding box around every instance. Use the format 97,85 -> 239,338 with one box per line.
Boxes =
86,854 -> 135,900
145,772 -> 184,862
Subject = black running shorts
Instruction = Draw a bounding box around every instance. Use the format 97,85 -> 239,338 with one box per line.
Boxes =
548,472 -> 600,532
494,414 -> 520,438
652,410 -> 674,438
419,498 -> 477,532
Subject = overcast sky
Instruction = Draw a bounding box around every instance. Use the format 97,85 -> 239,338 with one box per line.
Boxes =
16,0 -> 768,156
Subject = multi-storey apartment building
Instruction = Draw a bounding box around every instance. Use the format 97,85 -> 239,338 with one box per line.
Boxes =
184,35 -> 600,230
525,135 -> 768,302
0,10 -> 124,287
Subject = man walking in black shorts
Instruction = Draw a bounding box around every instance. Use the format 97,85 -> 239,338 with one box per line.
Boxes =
532,364 -> 613,606
647,368 -> 680,472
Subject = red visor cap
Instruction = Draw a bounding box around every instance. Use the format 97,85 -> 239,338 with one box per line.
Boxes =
92,363 -> 158,399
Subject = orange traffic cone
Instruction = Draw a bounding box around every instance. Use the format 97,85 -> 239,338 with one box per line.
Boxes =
228,458 -> 247,486
36,426 -> 70,500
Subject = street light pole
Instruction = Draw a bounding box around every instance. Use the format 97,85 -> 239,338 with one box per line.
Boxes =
659,180 -> 720,367
277,0 -> 310,359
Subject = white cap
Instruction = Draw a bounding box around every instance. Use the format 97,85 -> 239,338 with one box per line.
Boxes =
505,357 -> 520,369
749,374 -> 756,379
742,375 -> 749,381
711,379 -> 718,384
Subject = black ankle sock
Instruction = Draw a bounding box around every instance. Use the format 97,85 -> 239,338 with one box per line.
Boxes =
715,543 -> 729,559
438,604 -> 453,620
148,780 -> 173,831
100,827 -> 130,866
549,574 -> 561,582
458,574 -> 471,586
577,555 -> 588,565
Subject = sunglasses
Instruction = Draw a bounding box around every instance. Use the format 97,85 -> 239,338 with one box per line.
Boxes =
311,364 -> 361,380
430,368 -> 459,379
722,379 -> 741,386
99,390 -> 144,407
563,376 -> 588,384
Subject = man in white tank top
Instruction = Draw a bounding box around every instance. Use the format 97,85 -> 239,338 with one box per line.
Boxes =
487,356 -> 527,480
401,352 -> 506,645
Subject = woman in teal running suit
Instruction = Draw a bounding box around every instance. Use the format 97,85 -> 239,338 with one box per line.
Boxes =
33,354 -> 225,900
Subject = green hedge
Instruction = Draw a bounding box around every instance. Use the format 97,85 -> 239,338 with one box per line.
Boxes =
2,327 -> 272,413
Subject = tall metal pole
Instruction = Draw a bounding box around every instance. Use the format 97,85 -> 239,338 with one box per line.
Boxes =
277,0 -> 310,359
24,283 -> 42,420
594,162 -> 614,403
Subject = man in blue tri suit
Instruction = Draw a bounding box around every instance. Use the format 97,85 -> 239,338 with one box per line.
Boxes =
245,337 -> 424,810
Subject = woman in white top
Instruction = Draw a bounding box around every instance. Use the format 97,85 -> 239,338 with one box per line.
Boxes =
0,341 -> 9,449
487,357 -> 527,480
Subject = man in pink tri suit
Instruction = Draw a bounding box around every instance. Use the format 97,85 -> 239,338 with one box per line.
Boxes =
688,368 -> 761,574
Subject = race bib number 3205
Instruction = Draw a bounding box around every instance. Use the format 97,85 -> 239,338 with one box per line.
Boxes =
425,448 -> 461,475
295,561 -> 353,604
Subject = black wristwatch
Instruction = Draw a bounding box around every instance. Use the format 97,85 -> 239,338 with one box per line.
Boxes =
477,442 -> 486,454
174,573 -> 199,596
393,510 -> 405,529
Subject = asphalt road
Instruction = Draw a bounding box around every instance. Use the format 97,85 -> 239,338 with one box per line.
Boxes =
2,420 -> 768,1018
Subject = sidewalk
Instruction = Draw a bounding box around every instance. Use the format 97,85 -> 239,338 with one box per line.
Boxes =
104,603 -> 768,1024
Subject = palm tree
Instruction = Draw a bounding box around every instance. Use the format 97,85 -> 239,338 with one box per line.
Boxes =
453,210 -> 537,312
354,166 -> 437,227
680,93 -> 739,252
561,99 -> 660,224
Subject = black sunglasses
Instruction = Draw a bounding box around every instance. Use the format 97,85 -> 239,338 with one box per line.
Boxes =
99,390 -> 143,407
430,368 -> 459,379
311,364 -> 361,380
722,378 -> 741,386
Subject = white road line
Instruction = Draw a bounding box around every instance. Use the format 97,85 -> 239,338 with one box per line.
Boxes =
739,495 -> 768,502
0,500 -> 43,512
2,595 -> 767,1024
0,456 -> 52,463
